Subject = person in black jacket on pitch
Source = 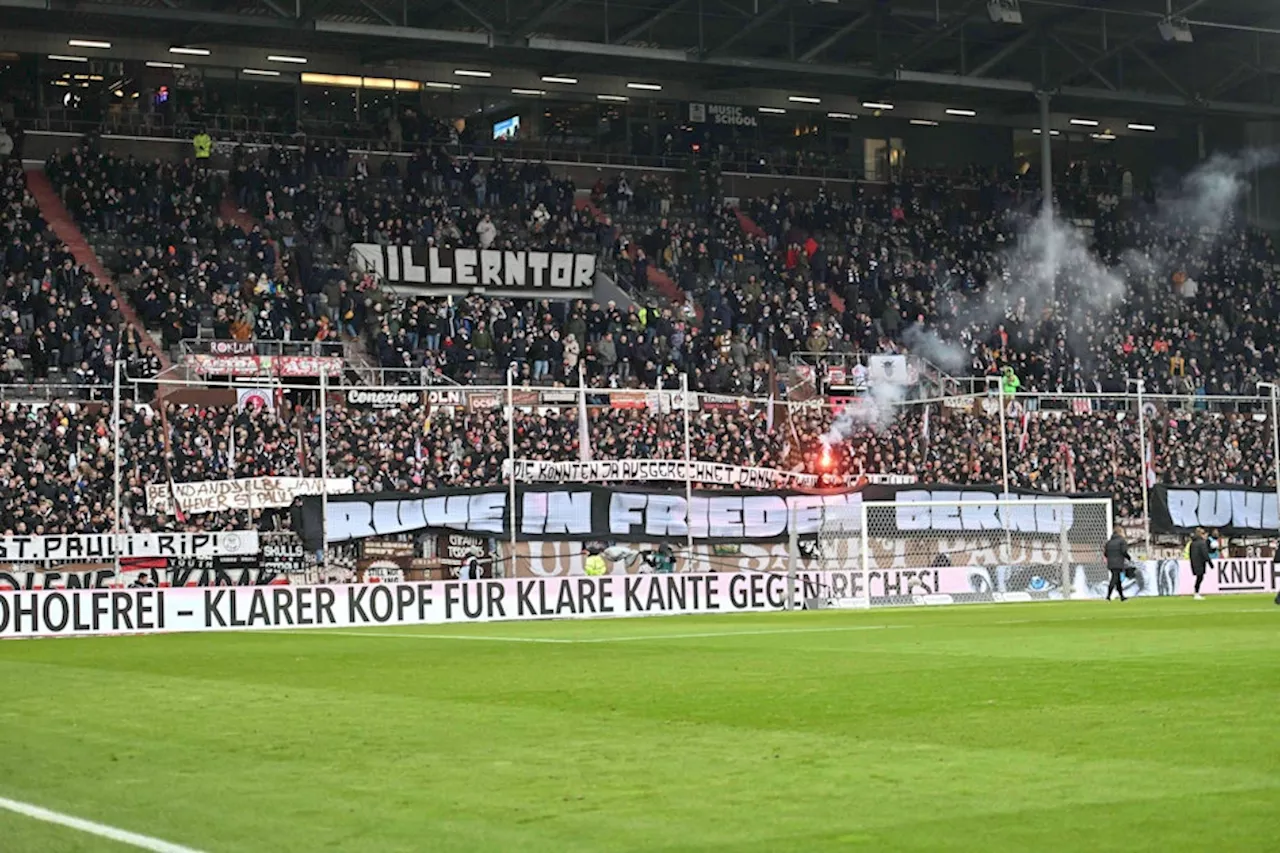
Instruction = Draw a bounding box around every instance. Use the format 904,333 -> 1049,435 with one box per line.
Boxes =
1104,525 -> 1131,602
1189,528 -> 1214,600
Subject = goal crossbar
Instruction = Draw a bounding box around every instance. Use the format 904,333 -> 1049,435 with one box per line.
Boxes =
790,496 -> 1114,610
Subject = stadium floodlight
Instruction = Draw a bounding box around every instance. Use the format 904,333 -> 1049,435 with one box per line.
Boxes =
1070,118 -> 1099,127
454,69 -> 492,77
68,39 -> 111,49
909,119 -> 939,126
758,106 -> 786,114
170,46 -> 211,55
242,68 -> 281,76
862,101 -> 894,110
627,82 -> 662,90
827,112 -> 856,119
541,76 -> 578,84
788,95 -> 821,104
47,54 -> 88,62
793,497 -> 1114,610
1128,123 -> 1157,132
1157,17 -> 1193,43
946,108 -> 977,117
511,88 -> 546,96
597,94 -> 628,101
146,61 -> 184,69
987,0 -> 1022,25
425,81 -> 461,89
267,54 -> 308,64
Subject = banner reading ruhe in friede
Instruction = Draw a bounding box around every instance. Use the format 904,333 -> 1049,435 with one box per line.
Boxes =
294,484 -> 1099,548
1152,484 -> 1280,536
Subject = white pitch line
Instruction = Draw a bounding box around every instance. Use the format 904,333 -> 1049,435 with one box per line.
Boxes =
0,796 -> 206,853
286,624 -> 909,644
573,624 -> 910,643
278,605 -> 1274,645
277,630 -> 574,643
991,606 -> 1275,626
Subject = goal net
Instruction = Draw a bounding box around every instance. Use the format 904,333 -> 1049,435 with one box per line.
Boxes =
797,497 -> 1114,609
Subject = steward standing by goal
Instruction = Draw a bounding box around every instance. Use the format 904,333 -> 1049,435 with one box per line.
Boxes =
1104,525 -> 1131,602
1189,528 -> 1214,600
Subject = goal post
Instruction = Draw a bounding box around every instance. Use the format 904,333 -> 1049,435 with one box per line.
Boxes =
792,496 -> 1114,609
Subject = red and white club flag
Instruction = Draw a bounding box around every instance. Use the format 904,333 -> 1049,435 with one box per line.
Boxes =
1145,439 -> 1157,488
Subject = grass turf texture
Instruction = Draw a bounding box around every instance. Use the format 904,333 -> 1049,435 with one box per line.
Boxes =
0,597 -> 1277,853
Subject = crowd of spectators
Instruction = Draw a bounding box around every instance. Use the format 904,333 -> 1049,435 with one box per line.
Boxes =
5,129 -> 1278,545
0,158 -> 160,394
0,390 -> 1270,536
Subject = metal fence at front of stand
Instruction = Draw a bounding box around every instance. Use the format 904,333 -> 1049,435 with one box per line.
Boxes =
10,371 -> 1271,581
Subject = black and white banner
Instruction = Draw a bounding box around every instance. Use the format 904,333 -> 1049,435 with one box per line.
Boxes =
295,485 -> 1099,548
350,244 -> 596,296
505,459 -> 914,490
0,532 -> 260,563
1152,485 -> 1280,536
0,564 -> 290,591
0,572 -> 836,638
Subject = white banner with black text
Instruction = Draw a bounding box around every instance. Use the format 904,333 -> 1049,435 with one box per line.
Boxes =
505,459 -> 914,490
147,477 -> 355,516
350,244 -> 596,297
0,532 -> 260,563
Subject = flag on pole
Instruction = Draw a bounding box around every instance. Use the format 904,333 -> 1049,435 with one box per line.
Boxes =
920,402 -> 930,452
1145,438 -> 1157,488
157,400 -> 187,523
166,472 -> 187,524
766,393 -> 775,433
578,362 -> 592,462
296,416 -> 307,470
1018,410 -> 1030,454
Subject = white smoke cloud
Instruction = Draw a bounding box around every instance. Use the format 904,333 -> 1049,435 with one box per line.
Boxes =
902,324 -> 967,374
820,147 -> 1276,450
823,378 -> 906,444
1164,149 -> 1277,236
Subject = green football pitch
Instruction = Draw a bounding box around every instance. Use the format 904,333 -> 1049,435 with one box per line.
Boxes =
0,597 -> 1277,852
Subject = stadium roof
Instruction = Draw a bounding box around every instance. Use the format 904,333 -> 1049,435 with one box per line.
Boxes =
4,0 -> 1280,121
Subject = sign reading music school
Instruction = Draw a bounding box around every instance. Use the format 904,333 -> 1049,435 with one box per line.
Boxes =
350,244 -> 596,297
